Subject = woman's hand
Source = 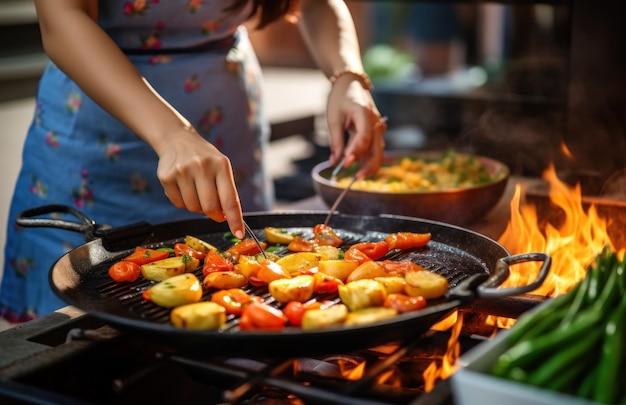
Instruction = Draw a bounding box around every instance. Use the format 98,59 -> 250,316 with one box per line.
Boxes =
326,76 -> 386,179
155,126 -> 245,239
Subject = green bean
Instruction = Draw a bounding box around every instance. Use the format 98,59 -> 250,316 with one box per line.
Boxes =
593,297 -> 626,404
542,347 -> 595,394
506,284 -> 579,347
577,360 -> 599,400
527,327 -> 603,388
491,308 -> 604,378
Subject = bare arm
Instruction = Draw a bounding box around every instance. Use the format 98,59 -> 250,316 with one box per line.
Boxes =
34,0 -> 245,238
297,0 -> 385,178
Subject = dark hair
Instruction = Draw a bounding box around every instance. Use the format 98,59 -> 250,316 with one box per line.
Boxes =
226,0 -> 298,29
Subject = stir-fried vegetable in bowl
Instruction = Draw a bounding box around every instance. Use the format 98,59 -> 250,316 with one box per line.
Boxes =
312,150 -> 510,225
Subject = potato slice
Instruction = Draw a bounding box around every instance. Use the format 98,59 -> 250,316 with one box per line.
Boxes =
145,273 -> 203,307
345,307 -> 397,327
338,279 -> 387,312
184,235 -> 218,254
268,275 -> 315,303
374,276 -> 407,294
264,227 -> 296,245
141,256 -> 200,281
301,304 -> 348,330
203,271 -> 247,290
276,252 -> 326,276
346,261 -> 388,283
170,301 -> 226,330
317,260 -> 359,282
404,269 -> 448,299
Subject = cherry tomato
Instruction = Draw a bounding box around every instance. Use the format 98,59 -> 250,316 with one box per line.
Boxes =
211,288 -> 261,316
287,236 -> 314,252
385,232 -> 431,250
239,302 -> 287,330
343,247 -> 372,264
226,239 -> 267,260
384,293 -> 427,313
313,224 -> 343,247
108,261 -> 142,282
202,250 -> 234,276
349,241 -> 389,261
123,246 -> 170,265
313,272 -> 343,294
174,243 -> 206,260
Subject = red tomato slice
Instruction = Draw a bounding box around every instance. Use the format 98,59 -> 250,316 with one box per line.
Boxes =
349,241 -> 389,261
384,232 -> 431,250
313,224 -> 343,247
239,302 -> 287,330
313,272 -> 343,294
174,243 -> 206,260
379,259 -> 425,275
202,250 -> 234,276
287,236 -> 314,252
108,261 -> 142,282
227,239 -> 267,259
344,247 -> 373,264
384,293 -> 427,313
123,246 -> 170,265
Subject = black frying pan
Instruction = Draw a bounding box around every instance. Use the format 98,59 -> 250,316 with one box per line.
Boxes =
16,205 -> 550,356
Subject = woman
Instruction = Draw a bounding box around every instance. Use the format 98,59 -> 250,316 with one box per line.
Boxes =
0,0 -> 385,323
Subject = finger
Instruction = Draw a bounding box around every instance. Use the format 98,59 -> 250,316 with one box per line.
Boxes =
357,115 -> 387,178
326,114 -> 347,166
215,169 -> 244,239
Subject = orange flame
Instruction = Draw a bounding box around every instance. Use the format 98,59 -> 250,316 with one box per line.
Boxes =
498,165 -> 620,297
423,312 -> 463,392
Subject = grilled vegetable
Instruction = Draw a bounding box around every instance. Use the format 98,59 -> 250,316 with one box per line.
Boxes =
184,235 -> 218,254
202,271 -> 247,290
210,288 -> 261,316
404,268 -> 448,299
345,307 -> 397,326
264,227 -> 296,245
141,256 -> 200,281
239,302 -> 287,330
108,261 -> 141,283
275,252 -> 326,276
317,259 -> 359,282
346,261 -> 387,282
268,275 -> 315,303
123,246 -> 170,265
338,279 -> 387,311
374,276 -> 407,294
143,273 -> 203,307
301,304 -> 348,330
170,301 -> 226,330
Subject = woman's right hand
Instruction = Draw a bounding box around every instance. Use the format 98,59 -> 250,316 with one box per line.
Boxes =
155,125 -> 245,240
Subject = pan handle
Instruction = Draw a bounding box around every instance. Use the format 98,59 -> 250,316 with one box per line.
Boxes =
15,204 -> 103,241
477,252 -> 552,299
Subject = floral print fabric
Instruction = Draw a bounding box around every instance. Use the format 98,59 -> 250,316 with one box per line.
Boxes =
1,0 -> 272,322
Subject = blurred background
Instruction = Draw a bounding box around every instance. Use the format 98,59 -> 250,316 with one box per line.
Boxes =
1,0 -> 624,281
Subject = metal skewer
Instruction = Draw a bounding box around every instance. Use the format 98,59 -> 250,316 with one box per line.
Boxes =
324,155 -> 357,226
243,220 -> 267,260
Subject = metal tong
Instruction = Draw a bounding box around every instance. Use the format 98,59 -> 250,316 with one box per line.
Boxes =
323,155 -> 357,226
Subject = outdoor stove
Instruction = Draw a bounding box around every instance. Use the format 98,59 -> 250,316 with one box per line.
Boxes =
0,293 -> 542,405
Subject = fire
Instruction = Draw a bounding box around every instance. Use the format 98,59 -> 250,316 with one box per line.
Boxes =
498,165 -> 621,297
422,313 -> 463,392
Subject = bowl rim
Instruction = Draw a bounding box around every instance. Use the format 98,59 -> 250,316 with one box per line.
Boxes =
311,150 -> 510,196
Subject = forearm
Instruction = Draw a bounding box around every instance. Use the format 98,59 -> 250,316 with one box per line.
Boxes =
34,0 -> 188,156
296,0 -> 364,77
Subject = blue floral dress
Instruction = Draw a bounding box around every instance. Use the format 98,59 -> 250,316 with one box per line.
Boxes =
1,0 -> 273,322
